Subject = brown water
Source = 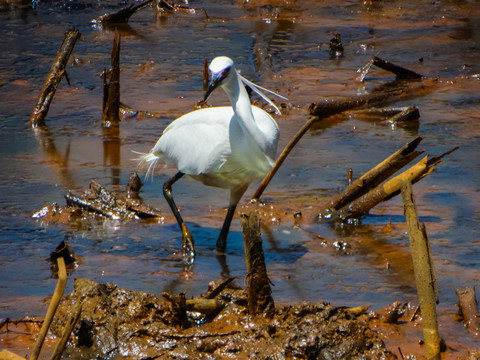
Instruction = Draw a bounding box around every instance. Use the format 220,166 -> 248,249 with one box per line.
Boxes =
1,0 -> 479,352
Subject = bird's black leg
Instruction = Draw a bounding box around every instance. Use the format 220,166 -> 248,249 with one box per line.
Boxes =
216,203 -> 237,253
163,172 -> 195,262
216,185 -> 248,253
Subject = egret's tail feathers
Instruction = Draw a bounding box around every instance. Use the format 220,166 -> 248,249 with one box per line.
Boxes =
132,150 -> 162,180
239,74 -> 288,115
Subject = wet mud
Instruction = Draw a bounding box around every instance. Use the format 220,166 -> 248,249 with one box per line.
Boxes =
49,278 -> 396,359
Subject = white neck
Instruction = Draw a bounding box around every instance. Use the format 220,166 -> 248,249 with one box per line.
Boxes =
221,71 -> 269,151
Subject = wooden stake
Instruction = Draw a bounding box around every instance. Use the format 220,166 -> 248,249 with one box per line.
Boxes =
456,286 -> 480,334
102,30 -> 121,124
401,181 -> 440,360
240,211 -> 275,318
30,27 -> 81,128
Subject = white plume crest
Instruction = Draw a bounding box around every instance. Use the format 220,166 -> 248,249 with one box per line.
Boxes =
239,74 -> 288,115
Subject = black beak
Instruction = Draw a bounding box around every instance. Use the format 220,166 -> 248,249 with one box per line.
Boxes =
203,67 -> 230,102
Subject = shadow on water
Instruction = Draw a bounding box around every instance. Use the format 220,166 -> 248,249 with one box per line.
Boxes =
0,1 -> 480,353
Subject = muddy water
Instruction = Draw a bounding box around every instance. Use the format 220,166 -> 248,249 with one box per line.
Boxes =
1,0 -> 479,352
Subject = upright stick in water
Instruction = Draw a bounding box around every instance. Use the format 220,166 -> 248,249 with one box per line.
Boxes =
138,56 -> 286,262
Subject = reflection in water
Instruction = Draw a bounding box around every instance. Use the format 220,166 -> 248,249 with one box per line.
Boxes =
32,126 -> 76,189
102,123 -> 121,185
216,253 -> 231,278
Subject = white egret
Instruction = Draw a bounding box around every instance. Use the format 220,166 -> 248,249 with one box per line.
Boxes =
138,56 -> 286,259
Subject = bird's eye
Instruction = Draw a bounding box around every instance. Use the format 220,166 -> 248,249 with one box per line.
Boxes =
219,67 -> 230,80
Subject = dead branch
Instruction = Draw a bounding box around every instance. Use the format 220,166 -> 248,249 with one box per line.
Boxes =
156,0 -> 209,19
30,27 -> 81,128
309,79 -> 436,119
162,292 -> 190,329
30,256 -> 67,360
205,277 -> 235,299
102,31 -> 121,124
401,180 -> 441,360
383,106 -> 420,125
322,146 -> 458,222
91,0 -> 153,24
185,298 -> 224,315
318,137 -> 424,215
50,300 -> 83,360
64,179 -> 162,220
356,56 -> 423,82
241,211 -> 275,318
372,56 -> 423,80
456,286 -> 480,335
0,317 -> 44,331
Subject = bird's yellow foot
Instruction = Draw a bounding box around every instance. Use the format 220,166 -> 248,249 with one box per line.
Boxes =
181,223 -> 195,264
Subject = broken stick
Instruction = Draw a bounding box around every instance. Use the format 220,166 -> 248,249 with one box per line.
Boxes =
30,256 -> 67,360
30,27 -> 81,128
240,211 -> 275,318
102,31 -> 121,124
319,136 -> 424,215
401,180 -> 441,360
456,286 -> 480,335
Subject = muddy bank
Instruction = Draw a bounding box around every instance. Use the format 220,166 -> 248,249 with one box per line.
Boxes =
50,278 -> 395,359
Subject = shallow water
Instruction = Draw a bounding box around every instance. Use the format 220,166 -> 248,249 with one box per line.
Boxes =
1,0 -> 480,350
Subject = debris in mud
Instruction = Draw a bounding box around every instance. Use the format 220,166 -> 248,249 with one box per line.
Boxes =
50,278 -> 396,359
456,286 -> 480,335
91,0 -> 153,25
32,174 -> 164,224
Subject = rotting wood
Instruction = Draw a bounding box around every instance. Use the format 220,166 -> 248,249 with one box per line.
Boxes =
343,305 -> 371,317
456,286 -> 480,335
384,106 -> 420,125
372,56 -> 423,80
102,31 -> 121,124
91,0 -> 153,24
308,79 -> 436,119
356,56 -> 423,82
240,211 -> 275,318
30,256 -> 67,360
50,300 -> 83,360
205,277 -> 235,299
30,27 -> 81,128
401,180 -> 441,360
64,179 -> 163,220
334,156 -> 431,222
185,298 -> 224,315
318,137 -> 424,215
325,146 -> 458,222
0,317 -> 44,332
155,0 -> 209,19
162,292 -> 190,329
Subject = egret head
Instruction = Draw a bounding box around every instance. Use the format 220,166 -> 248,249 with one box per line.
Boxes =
204,56 -> 235,101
